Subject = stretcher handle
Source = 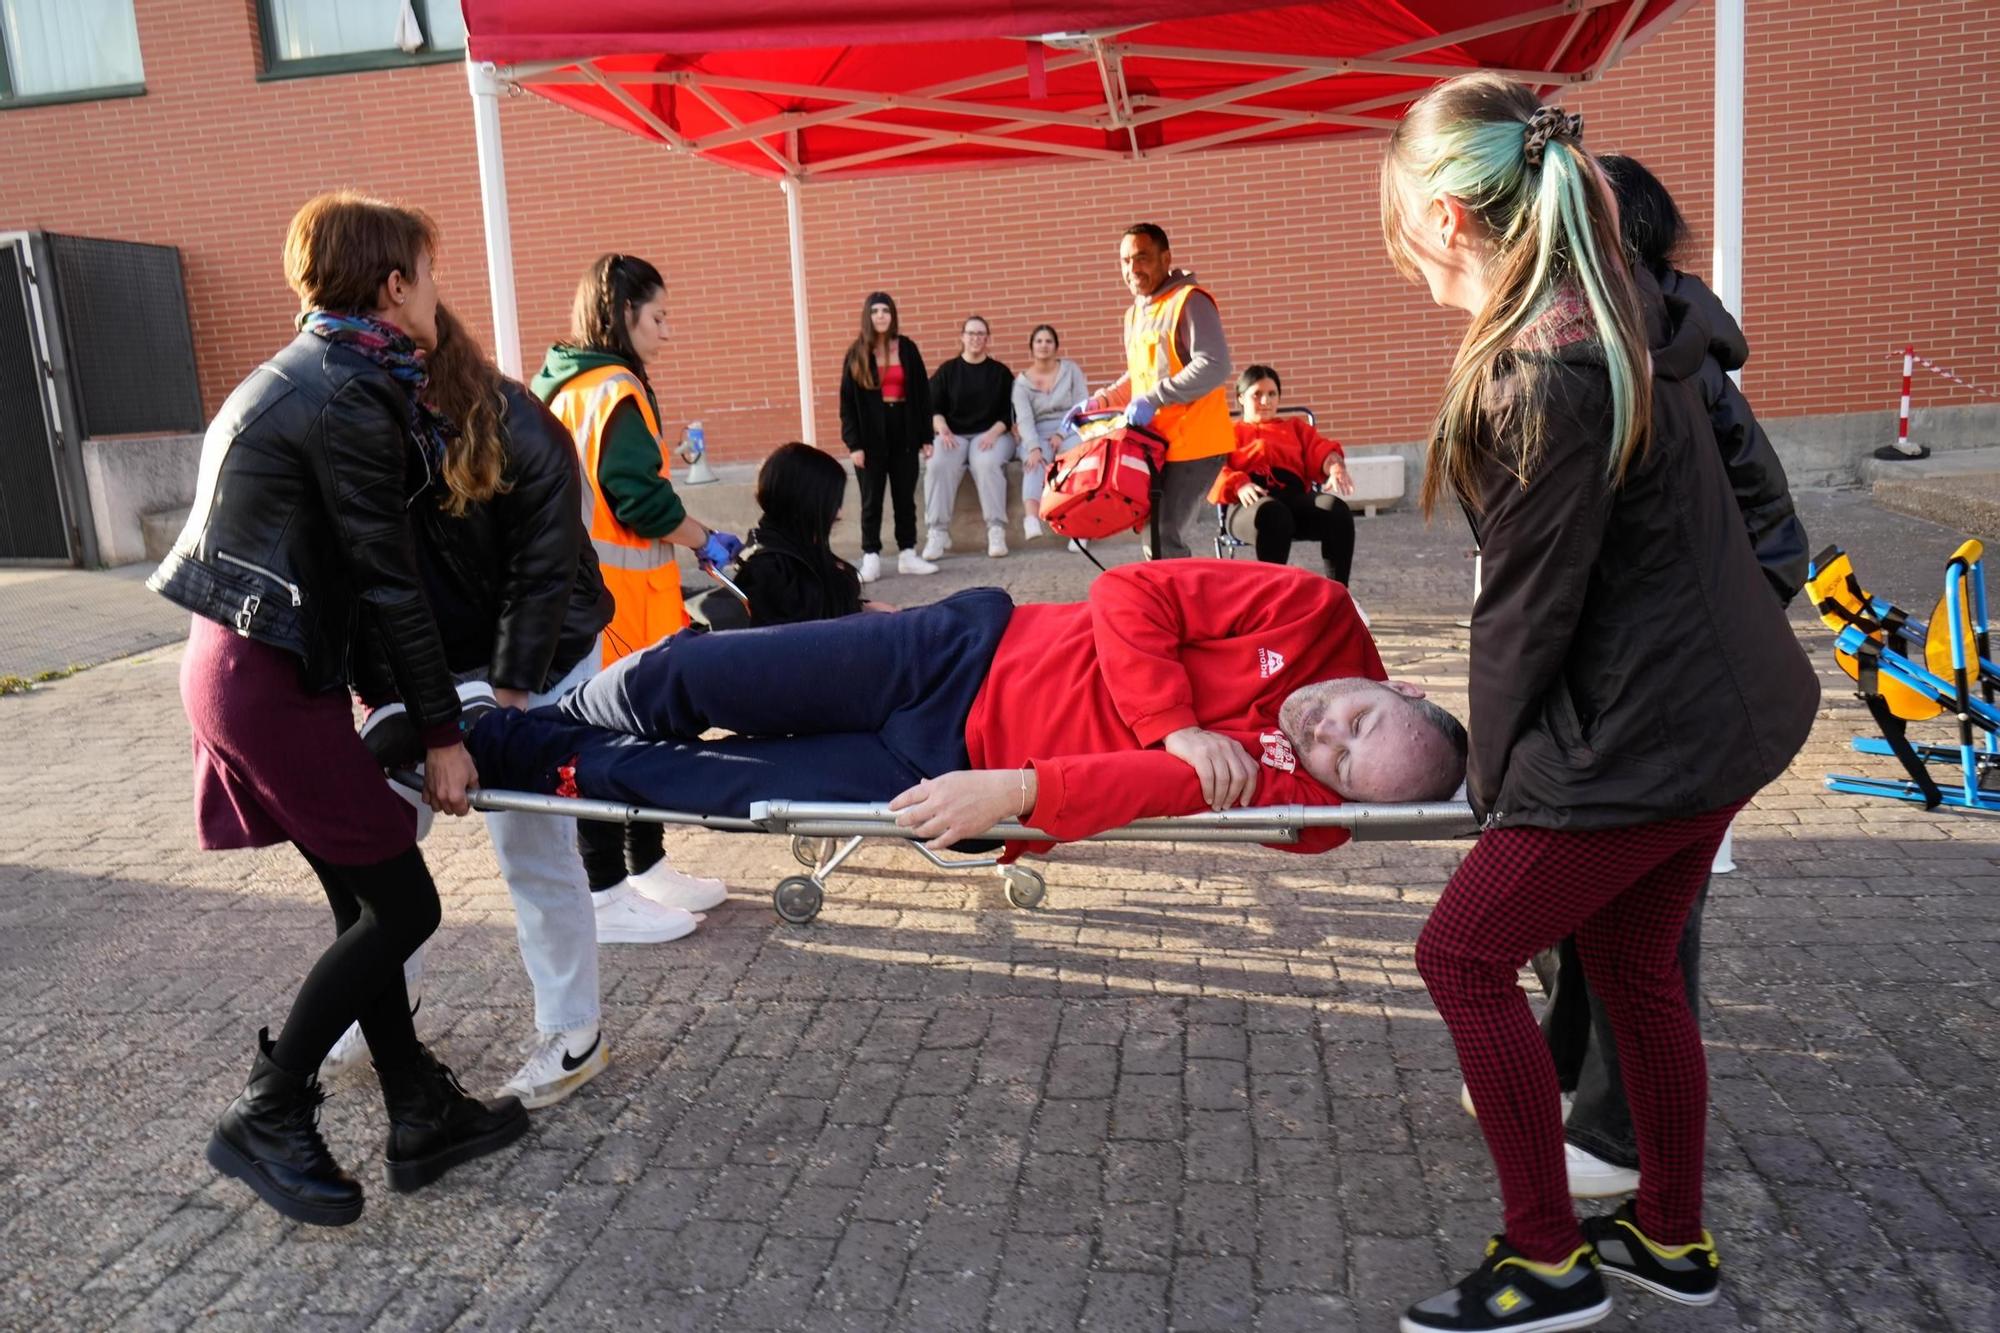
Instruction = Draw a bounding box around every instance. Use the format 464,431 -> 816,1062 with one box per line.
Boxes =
389,770 -> 762,831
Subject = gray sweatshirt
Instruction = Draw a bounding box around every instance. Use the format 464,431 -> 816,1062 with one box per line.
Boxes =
1011,358 -> 1089,458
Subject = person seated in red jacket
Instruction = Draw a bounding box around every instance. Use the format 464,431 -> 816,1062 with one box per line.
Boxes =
464,561 -> 1466,855
1211,365 -> 1359,584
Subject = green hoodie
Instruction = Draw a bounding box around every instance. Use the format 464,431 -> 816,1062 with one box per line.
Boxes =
531,344 -> 687,539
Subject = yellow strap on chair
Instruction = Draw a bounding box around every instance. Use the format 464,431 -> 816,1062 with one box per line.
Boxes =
1808,545 -> 1940,720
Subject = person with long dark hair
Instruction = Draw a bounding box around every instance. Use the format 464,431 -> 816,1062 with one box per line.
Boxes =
839,291 -> 938,583
150,191 -> 526,1227
532,254 -> 734,943
342,303 -> 630,1110
728,442 -> 868,626
1213,364 -> 1358,583
1380,76 -> 1817,1330
1010,323 -> 1087,542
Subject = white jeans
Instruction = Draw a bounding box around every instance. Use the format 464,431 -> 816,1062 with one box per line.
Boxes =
924,430 -> 1016,533
482,649 -> 602,1034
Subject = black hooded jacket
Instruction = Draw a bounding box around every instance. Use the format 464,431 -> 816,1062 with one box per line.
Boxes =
1660,267 -> 1811,605
1461,271 -> 1820,831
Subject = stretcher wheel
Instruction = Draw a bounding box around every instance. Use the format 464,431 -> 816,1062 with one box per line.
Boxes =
791,836 -> 820,868
1000,865 -> 1046,910
774,875 -> 824,925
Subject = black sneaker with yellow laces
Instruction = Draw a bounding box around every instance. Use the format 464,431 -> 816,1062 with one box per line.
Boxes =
1401,1237 -> 1612,1333
1581,1201 -> 1721,1306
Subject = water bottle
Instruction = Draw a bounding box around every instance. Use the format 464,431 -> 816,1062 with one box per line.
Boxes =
684,420 -> 706,460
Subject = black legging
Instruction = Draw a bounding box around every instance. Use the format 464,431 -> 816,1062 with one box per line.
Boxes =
576,819 -> 665,893
854,433 -> 921,556
268,845 -> 441,1074
1227,488 -> 1356,582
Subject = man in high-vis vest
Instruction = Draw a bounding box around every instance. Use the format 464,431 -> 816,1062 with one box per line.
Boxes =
1071,222 -> 1235,558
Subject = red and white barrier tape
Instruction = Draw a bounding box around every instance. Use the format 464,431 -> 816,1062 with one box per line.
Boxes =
1888,347 -> 1999,400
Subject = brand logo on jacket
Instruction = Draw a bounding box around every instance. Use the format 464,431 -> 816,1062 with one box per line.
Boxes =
1259,730 -> 1296,772
1257,647 -> 1285,678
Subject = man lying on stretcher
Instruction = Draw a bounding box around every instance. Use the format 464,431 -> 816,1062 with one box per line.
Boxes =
463,560 -> 1467,854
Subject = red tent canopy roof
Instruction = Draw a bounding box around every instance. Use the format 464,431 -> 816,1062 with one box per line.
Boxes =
463,1 -> 1695,180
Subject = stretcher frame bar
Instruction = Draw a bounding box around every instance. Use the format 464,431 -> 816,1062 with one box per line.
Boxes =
750,800 -> 1480,844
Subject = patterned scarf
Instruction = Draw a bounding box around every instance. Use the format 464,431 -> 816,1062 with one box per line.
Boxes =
297,310 -> 455,478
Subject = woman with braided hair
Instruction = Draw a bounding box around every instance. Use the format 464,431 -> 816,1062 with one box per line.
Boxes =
1380,75 -> 1816,1331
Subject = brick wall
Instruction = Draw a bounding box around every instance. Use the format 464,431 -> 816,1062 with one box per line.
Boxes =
1,0 -> 1992,465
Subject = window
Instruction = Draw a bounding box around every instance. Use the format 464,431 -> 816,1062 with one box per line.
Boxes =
0,0 -> 145,108
258,0 -> 466,80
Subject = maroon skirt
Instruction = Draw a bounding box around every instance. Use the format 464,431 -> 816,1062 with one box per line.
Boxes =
179,614 -> 416,865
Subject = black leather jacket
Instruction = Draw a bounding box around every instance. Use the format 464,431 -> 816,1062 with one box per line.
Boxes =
354,382 -> 614,702
149,331 -> 460,737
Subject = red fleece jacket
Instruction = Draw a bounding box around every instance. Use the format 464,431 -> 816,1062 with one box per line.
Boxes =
963,560 -> 1384,853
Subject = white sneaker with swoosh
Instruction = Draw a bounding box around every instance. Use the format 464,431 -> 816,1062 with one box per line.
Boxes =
498,1028 -> 608,1109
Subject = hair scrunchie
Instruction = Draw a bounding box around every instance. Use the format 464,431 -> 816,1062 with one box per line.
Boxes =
1522,106 -> 1584,167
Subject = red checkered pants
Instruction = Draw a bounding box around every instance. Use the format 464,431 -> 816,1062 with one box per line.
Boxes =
1415,805 -> 1741,1262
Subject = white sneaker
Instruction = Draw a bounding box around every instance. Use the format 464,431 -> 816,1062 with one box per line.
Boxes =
628,857 -> 728,913
920,532 -> 949,561
1566,1142 -> 1641,1198
319,982 -> 423,1081
1023,514 -> 1044,541
593,884 -> 699,944
498,1026 -> 609,1110
858,552 -> 881,584
987,527 -> 1009,558
898,548 -> 939,576
1067,538 -> 1090,554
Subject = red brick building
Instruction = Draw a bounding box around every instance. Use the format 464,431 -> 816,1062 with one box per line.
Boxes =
2,0 -> 1994,472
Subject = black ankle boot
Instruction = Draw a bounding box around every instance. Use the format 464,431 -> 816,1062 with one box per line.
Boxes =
377,1044 -> 529,1192
206,1027 -> 364,1226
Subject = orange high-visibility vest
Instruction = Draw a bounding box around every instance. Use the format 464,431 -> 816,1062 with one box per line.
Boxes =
1123,282 -> 1234,463
545,364 -> 687,666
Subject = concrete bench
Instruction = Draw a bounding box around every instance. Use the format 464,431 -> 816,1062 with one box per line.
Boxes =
1336,452 -> 1405,518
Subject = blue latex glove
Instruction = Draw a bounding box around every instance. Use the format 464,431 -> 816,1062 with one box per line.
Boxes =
698,529 -> 743,569
1060,397 -> 1096,431
1124,397 -> 1158,429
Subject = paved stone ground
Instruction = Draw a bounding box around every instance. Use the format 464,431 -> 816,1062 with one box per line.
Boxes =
0,563 -> 186,681
1,497 -> 1996,1333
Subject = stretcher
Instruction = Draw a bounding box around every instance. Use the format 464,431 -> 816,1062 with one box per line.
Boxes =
428,781 -> 1478,924
1807,540 -> 1999,814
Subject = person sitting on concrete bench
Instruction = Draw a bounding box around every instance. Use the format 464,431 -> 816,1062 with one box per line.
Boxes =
463,560 -> 1467,853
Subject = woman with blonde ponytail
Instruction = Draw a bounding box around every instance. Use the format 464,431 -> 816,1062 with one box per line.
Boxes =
1381,74 -> 1818,1332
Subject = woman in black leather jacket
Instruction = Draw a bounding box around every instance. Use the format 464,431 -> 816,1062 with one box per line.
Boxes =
149,193 -> 524,1227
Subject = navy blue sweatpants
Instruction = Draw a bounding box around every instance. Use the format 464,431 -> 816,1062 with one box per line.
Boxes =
467,588 -> 1015,817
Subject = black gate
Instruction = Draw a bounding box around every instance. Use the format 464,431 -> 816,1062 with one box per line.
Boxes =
0,243 -> 68,561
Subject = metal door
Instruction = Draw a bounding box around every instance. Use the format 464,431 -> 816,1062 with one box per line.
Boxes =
0,240 -> 69,561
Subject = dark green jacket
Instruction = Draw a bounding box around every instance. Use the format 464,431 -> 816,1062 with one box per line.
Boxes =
530,345 -> 687,538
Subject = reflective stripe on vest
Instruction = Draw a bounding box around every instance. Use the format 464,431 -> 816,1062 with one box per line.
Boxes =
1124,282 -> 1234,462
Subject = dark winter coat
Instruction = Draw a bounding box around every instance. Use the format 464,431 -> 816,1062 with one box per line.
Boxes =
149,331 -> 460,741
354,381 -> 614,703
1462,272 -> 1820,831
838,335 -> 931,454
696,528 -> 863,631
1659,267 -> 1811,605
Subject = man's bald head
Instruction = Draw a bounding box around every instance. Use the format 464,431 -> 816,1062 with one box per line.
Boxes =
1278,678 -> 1467,803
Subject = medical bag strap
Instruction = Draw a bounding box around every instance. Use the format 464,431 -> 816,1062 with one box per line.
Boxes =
1855,639 -> 1943,809
1147,425 -> 1166,561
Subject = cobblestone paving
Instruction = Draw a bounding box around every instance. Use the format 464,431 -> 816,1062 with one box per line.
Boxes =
1,502 -> 1995,1332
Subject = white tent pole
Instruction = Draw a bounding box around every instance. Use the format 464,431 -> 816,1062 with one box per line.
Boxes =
1712,0 -> 1745,340
781,176 -> 817,445
469,58 -> 523,379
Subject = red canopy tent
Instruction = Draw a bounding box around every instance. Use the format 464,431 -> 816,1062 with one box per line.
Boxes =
460,1 -> 1725,441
